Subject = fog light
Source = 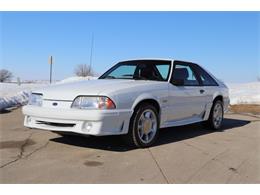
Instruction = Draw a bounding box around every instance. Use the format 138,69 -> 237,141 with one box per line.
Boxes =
83,122 -> 93,132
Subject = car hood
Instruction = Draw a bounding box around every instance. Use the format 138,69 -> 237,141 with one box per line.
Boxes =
34,79 -> 161,101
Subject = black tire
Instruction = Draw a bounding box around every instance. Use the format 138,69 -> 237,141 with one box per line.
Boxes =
204,100 -> 224,130
123,103 -> 159,148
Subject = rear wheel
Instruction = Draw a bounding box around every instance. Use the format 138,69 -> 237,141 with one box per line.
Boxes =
124,103 -> 159,148
204,100 -> 224,130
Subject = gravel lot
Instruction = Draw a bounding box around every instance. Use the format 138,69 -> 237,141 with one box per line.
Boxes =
0,108 -> 259,183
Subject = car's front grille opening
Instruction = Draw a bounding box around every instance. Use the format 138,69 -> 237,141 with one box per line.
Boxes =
36,121 -> 76,127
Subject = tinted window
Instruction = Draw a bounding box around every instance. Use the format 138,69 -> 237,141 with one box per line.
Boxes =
194,65 -> 218,86
172,64 -> 199,86
99,60 -> 171,81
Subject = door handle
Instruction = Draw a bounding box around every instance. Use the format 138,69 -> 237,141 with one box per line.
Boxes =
200,89 -> 205,94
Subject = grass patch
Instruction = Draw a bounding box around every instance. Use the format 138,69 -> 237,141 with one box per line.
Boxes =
229,104 -> 260,115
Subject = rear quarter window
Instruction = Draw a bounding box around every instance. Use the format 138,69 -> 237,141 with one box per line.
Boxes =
194,65 -> 218,86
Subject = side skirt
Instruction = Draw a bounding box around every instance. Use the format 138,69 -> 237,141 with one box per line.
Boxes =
160,116 -> 203,128
160,103 -> 212,128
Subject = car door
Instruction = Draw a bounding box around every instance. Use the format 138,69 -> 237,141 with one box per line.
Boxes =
167,61 -> 207,122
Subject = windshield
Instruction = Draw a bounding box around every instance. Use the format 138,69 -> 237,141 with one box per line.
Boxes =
99,60 -> 171,82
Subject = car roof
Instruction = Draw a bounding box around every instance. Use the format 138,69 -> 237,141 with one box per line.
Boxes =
118,58 -> 201,65
118,58 -> 174,62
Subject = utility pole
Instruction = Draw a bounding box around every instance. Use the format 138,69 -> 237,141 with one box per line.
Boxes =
49,55 -> 53,84
89,33 -> 94,68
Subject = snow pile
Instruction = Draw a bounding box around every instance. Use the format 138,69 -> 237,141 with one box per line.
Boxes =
0,90 -> 30,110
227,82 -> 260,105
0,76 -> 97,110
57,76 -> 98,84
0,83 -> 47,110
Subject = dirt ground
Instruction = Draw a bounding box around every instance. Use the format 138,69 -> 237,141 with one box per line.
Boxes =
0,108 -> 259,183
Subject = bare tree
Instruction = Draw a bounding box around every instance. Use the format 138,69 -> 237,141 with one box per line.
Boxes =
74,64 -> 94,77
0,69 -> 13,82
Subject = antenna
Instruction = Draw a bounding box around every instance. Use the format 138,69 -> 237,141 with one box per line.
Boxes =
48,55 -> 53,84
89,33 -> 94,68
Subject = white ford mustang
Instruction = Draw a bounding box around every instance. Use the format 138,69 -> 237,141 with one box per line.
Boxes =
23,59 -> 229,147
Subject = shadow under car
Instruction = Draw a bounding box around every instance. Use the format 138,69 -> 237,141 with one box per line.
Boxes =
50,118 -> 250,152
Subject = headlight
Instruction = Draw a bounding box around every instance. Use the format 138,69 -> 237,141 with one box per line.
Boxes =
71,96 -> 116,110
28,93 -> 43,106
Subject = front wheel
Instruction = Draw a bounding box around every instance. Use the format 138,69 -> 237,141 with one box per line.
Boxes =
124,103 -> 159,148
204,100 -> 224,130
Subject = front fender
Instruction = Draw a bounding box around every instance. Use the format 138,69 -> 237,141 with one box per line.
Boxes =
131,93 -> 161,111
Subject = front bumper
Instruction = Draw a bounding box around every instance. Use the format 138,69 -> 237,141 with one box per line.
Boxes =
22,105 -> 132,136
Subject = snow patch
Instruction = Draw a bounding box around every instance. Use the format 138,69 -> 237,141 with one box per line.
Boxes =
0,76 -> 97,110
0,83 -> 47,110
227,82 -> 260,105
57,76 -> 97,84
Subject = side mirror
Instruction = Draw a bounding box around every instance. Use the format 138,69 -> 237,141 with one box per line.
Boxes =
172,79 -> 184,86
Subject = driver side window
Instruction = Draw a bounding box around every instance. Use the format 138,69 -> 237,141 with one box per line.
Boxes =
171,64 -> 199,86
